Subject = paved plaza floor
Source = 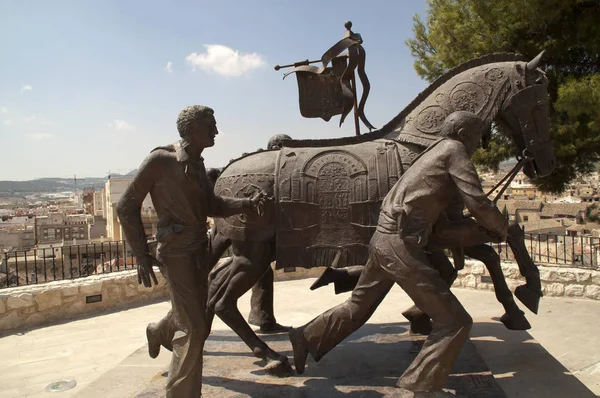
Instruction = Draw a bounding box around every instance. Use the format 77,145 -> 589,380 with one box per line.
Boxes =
0,278 -> 598,397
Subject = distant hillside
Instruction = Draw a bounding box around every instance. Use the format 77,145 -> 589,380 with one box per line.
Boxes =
0,170 -> 137,196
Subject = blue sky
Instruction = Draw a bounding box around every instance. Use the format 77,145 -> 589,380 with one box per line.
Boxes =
0,0 -> 429,181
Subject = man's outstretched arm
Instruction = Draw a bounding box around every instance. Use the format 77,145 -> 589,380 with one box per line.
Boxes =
116,152 -> 160,286
446,142 -> 508,239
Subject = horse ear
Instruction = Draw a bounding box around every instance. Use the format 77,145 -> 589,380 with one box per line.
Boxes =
527,51 -> 545,71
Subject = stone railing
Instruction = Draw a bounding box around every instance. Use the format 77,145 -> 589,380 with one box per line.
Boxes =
0,269 -> 169,332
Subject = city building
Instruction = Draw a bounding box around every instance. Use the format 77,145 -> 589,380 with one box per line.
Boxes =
35,213 -> 93,245
93,190 -> 104,216
496,199 -> 543,223
103,177 -> 157,240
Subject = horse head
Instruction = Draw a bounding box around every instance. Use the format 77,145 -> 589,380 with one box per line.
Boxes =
497,52 -> 555,178
383,52 -> 555,178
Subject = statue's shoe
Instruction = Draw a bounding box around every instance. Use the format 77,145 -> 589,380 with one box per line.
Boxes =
402,308 -> 433,335
288,327 -> 308,374
258,322 -> 291,334
310,267 -> 336,290
146,323 -> 161,359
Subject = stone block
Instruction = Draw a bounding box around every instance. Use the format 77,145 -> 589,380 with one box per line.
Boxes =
592,272 -> 600,285
506,279 -> 521,291
556,270 -> 576,283
584,285 -> 600,300
539,269 -> 556,282
7,293 -> 34,310
564,284 -> 585,297
22,306 -> 36,315
103,284 -> 123,303
125,283 -> 139,297
478,282 -> 494,291
62,286 -> 79,297
0,311 -> 23,330
25,313 -> 46,327
501,265 -> 520,278
573,270 -> 591,283
35,290 -> 62,311
0,298 -> 5,314
60,302 -> 85,320
62,295 -> 78,304
470,264 -> 485,275
544,283 -> 564,297
462,275 -> 478,288
80,282 -> 102,295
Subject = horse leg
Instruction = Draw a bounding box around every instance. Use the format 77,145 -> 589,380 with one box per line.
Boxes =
464,244 -> 531,330
208,238 -> 293,377
208,225 -> 232,267
506,222 -> 543,314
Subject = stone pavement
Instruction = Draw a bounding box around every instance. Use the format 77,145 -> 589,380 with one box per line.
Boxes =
0,278 -> 599,397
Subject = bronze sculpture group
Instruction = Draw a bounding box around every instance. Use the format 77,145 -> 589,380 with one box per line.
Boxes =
118,46 -> 555,396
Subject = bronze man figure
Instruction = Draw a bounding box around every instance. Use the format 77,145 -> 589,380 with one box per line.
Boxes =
145,137 -> 293,362
288,111 -> 508,392
117,105 -> 264,398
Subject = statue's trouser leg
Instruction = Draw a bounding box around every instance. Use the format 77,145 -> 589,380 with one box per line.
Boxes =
159,249 -> 210,398
248,266 -> 277,327
402,250 -> 457,331
300,255 -> 394,362
375,233 -> 472,392
151,227 -> 233,352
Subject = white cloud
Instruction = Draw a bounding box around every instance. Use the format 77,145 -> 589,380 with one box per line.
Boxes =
21,85 -> 33,93
109,119 -> 135,131
165,61 -> 173,73
185,45 -> 266,77
24,115 -> 37,123
28,133 -> 53,139
0,106 -> 7,114
2,120 -> 13,126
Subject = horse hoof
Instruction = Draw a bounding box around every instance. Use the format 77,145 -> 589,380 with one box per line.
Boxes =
264,356 -> 294,377
500,310 -> 531,330
515,285 -> 542,314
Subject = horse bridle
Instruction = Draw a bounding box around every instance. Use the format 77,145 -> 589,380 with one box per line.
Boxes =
487,149 -> 534,205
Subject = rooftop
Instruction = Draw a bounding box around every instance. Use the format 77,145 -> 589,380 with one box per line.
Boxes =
541,203 -> 589,218
496,199 -> 543,215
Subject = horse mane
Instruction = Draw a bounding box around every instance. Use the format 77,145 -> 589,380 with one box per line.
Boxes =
282,53 -> 525,148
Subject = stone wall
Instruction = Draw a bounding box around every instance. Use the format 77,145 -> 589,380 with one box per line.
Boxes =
1,259 -> 598,333
273,261 -> 600,301
0,270 -> 169,332
455,260 -> 600,300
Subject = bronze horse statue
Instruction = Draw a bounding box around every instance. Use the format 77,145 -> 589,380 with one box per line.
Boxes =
208,53 -> 555,374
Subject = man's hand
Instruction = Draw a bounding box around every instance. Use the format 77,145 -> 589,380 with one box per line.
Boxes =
136,254 -> 161,288
250,191 -> 272,216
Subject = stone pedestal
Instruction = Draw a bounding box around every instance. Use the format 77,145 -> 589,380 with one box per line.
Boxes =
77,322 -> 505,397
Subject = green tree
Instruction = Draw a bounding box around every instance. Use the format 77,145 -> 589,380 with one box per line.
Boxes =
406,0 -> 600,193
